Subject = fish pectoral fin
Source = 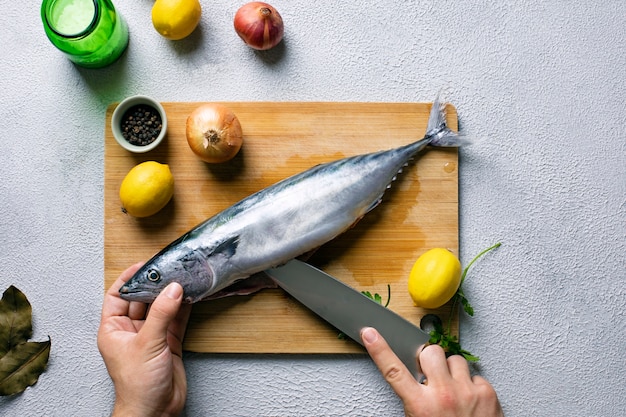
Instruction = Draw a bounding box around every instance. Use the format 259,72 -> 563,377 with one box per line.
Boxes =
365,196 -> 383,214
201,272 -> 278,300
211,235 -> 240,257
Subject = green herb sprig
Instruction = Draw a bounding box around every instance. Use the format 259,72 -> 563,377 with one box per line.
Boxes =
428,242 -> 501,362
361,284 -> 391,308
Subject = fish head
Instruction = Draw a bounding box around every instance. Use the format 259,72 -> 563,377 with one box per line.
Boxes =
119,245 -> 215,304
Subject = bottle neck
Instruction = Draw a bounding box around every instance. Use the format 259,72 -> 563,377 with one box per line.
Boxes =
43,0 -> 100,39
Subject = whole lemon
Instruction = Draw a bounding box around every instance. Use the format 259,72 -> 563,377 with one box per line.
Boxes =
152,0 -> 202,40
119,161 -> 174,217
408,248 -> 462,309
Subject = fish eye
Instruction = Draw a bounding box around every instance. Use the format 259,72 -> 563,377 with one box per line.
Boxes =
146,269 -> 161,282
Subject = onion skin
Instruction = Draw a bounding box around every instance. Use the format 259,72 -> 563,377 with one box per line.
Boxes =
234,2 -> 284,50
186,104 -> 243,163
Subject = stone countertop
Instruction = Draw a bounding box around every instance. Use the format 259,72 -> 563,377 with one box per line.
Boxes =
0,1 -> 624,416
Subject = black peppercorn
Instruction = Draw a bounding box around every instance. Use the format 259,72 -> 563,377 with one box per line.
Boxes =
120,104 -> 163,146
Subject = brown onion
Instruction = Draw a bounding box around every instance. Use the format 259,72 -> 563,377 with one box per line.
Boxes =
186,104 -> 243,163
234,2 -> 284,50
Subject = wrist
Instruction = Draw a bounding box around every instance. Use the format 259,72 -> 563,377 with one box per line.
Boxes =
111,399 -> 180,417
111,398 -> 142,417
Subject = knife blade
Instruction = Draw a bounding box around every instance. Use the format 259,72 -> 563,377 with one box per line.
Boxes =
265,259 -> 431,378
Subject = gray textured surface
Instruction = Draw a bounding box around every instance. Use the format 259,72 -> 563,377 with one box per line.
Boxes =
1,1 -> 625,416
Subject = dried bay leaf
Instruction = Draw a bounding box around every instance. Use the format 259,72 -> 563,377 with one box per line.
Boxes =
0,339 -> 51,396
0,286 -> 33,358
0,286 -> 50,395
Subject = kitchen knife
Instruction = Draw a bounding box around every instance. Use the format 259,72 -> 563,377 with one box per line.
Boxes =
265,259 -> 431,378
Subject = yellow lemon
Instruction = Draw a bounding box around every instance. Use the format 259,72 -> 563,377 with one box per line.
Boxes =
408,248 -> 462,309
151,0 -> 201,40
119,161 -> 174,218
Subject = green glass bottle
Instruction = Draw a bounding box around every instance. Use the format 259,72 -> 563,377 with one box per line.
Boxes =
41,0 -> 129,68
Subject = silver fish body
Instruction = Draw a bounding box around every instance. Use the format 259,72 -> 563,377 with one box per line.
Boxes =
120,97 -> 461,303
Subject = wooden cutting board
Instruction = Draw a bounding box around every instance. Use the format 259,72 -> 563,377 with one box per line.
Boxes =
104,102 -> 459,354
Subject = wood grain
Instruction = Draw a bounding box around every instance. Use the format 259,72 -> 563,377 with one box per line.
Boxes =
104,102 -> 459,354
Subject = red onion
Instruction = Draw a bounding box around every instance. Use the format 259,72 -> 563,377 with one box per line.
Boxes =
234,2 -> 284,50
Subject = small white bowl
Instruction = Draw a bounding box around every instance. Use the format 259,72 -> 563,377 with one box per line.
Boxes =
111,95 -> 167,153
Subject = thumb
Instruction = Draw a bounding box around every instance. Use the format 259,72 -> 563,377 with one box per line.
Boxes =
140,283 -> 184,344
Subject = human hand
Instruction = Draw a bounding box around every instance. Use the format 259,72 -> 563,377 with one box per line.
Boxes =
98,263 -> 192,417
361,327 -> 503,417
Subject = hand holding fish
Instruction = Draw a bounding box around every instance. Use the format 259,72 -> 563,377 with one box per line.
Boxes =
98,263 -> 192,417
361,327 -> 504,417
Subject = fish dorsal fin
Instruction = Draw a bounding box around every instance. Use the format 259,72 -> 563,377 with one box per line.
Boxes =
211,235 -> 239,257
363,160 -> 410,214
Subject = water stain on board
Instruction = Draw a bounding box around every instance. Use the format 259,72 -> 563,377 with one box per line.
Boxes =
308,156 -> 427,287
254,152 -> 348,189
444,162 -> 456,173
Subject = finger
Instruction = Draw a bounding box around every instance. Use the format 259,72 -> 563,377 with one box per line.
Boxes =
361,327 -> 422,401
128,300 -> 148,321
418,344 -> 452,385
139,282 -> 184,346
415,345 -> 426,376
471,374 -> 492,387
168,303 -> 193,357
447,354 -> 472,382
101,262 -> 144,319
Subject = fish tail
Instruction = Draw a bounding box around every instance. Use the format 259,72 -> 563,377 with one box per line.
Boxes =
425,93 -> 464,147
